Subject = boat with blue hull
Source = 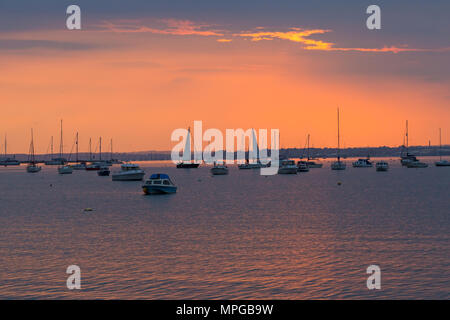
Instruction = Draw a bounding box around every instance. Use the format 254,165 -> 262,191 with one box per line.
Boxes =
142,174 -> 177,195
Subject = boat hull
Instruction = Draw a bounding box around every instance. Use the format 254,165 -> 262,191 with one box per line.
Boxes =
278,167 -> 298,174
331,161 -> 346,170
142,185 -> 177,194
97,170 -> 110,176
211,167 -> 229,175
407,162 -> 428,168
112,171 -> 145,181
58,166 -> 73,174
176,163 -> 200,168
435,161 -> 450,167
26,166 -> 42,173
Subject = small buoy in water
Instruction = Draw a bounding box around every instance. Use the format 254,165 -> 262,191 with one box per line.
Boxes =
83,208 -> 94,212
49,184 -> 53,187
337,182 -> 342,186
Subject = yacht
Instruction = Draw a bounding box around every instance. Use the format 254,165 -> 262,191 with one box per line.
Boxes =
436,160 -> 450,167
72,162 -> 87,170
26,129 -> 42,173
72,132 -> 86,170
407,161 -> 428,168
57,120 -> 73,175
86,162 -> 101,171
97,166 -> 110,176
0,135 -> 21,166
353,157 -> 373,168
376,161 -> 389,172
45,157 -> 66,165
278,160 -> 298,174
331,108 -> 347,171
0,157 -> 21,166
435,128 -> 450,167
112,163 -> 145,181
142,173 -> 177,195
58,165 -> 73,174
237,129 -> 269,169
304,134 -> 323,168
306,161 -> 323,168
177,127 -> 200,168
297,161 -> 310,172
400,121 -> 420,166
211,162 -> 229,175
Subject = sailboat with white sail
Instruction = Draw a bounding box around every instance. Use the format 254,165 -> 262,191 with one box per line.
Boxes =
435,128 -> 450,167
238,129 -> 268,169
331,108 -> 346,170
26,129 -> 41,173
57,120 -> 73,174
177,127 -> 200,168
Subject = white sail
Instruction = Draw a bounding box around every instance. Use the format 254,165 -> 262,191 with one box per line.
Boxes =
250,128 -> 259,163
182,128 -> 192,162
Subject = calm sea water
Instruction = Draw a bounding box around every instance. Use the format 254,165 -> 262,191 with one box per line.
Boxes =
0,158 -> 449,299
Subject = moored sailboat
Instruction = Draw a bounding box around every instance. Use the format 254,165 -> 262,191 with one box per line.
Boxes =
57,120 -> 73,174
26,129 -> 42,173
331,108 -> 346,170
177,127 -> 200,168
435,128 -> 450,167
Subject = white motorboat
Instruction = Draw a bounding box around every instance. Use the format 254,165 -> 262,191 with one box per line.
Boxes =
112,163 -> 145,181
353,157 -> 373,168
26,129 -> 42,173
331,108 -> 347,171
376,161 -> 389,171
211,162 -> 229,175
142,173 -> 177,194
407,161 -> 428,168
278,160 -> 298,174
58,165 -> 73,174
435,128 -> 450,167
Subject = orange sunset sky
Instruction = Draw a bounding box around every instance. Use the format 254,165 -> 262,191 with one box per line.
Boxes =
0,1 -> 449,153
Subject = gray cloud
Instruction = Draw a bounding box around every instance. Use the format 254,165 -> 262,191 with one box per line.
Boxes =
0,39 -> 98,51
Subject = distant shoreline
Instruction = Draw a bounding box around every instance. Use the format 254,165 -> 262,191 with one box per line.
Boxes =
2,145 -> 449,162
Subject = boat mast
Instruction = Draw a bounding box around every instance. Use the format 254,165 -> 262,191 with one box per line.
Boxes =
337,108 -> 340,161
89,138 -> 92,161
99,137 -> 102,161
406,120 -> 409,154
439,128 -> 442,161
4,134 -> 7,158
76,132 -> 79,163
51,136 -> 53,159
307,134 -> 310,160
31,129 -> 34,163
110,139 -> 113,161
59,119 -> 63,159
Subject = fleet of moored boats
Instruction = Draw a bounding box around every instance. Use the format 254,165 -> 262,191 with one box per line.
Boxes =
1,114 -> 449,195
